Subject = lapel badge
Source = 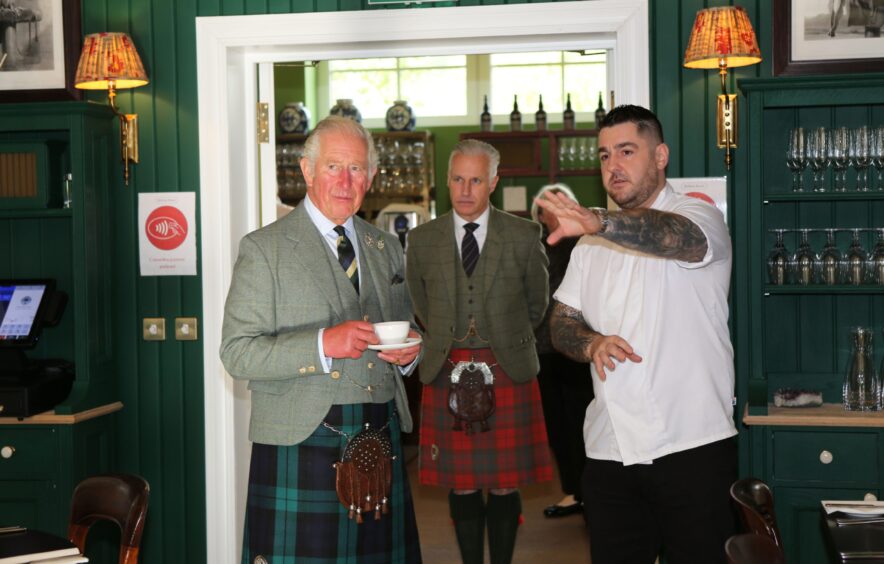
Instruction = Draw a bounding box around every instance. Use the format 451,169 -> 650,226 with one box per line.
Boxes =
377,238 -> 385,250
363,233 -> 375,248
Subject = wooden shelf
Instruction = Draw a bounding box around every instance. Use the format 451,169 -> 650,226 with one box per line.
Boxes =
763,285 -> 884,294
0,401 -> 123,425
743,403 -> 884,428
460,129 -> 600,183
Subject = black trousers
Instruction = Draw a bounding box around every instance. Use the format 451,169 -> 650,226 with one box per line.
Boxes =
582,437 -> 737,564
536,352 -> 594,498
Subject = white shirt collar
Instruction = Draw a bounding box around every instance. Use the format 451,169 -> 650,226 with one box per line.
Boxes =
304,194 -> 356,238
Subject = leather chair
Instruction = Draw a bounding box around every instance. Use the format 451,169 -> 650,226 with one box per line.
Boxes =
730,477 -> 783,549
68,474 -> 150,564
725,533 -> 786,564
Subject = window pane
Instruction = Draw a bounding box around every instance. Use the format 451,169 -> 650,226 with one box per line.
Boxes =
329,58 -> 396,71
330,70 -> 397,118
491,52 -> 561,65
400,68 -> 467,116
399,55 -> 466,69
564,64 -> 607,115
490,66 -> 562,114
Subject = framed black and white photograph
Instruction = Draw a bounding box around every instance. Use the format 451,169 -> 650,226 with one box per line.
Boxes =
774,0 -> 884,76
0,0 -> 81,102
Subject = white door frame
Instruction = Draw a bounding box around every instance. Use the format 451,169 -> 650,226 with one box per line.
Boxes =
196,2 -> 649,561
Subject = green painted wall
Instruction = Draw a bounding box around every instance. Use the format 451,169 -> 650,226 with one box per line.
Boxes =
74,0 -> 776,562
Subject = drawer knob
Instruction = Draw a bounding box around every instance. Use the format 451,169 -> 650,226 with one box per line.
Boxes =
864,493 -> 878,502
0,446 -> 15,459
819,450 -> 833,464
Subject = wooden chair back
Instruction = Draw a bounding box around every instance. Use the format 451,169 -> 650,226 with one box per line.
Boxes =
725,533 -> 786,564
67,474 -> 150,564
730,477 -> 783,549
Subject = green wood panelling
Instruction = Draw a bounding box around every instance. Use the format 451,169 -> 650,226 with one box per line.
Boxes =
75,0 -> 780,561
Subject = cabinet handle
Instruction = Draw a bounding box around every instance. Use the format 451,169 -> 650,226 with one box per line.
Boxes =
0,446 -> 15,459
819,450 -> 833,464
864,493 -> 878,502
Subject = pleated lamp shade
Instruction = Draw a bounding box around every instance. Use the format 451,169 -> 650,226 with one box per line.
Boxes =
74,33 -> 149,90
683,6 -> 762,69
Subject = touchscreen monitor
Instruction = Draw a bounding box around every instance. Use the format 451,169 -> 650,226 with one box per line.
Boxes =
0,279 -> 54,348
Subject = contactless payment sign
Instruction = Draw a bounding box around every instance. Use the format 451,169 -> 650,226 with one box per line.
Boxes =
146,206 -> 189,251
138,193 -> 197,276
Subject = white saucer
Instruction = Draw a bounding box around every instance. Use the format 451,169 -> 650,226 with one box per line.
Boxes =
368,337 -> 422,351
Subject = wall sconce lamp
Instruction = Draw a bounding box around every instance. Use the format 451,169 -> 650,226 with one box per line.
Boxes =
684,6 -> 761,170
74,33 -> 149,186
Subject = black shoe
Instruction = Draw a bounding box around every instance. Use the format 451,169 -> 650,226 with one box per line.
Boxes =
542,502 -> 583,518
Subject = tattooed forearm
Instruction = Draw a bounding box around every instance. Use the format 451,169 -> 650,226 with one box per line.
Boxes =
603,208 -> 708,262
550,301 -> 598,363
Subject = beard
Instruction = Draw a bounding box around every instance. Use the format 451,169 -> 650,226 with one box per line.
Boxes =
607,161 -> 661,209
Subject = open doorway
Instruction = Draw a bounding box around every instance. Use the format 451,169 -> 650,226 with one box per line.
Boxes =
196,2 -> 649,561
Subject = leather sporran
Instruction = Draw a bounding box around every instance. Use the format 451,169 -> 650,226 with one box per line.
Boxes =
333,424 -> 394,523
448,361 -> 495,434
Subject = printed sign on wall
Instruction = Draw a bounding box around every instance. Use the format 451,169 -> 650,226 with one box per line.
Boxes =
138,192 -> 197,276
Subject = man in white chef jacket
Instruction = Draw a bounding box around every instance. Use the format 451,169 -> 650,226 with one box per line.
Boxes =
535,104 -> 737,564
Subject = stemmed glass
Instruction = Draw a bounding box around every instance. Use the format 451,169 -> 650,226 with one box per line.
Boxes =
558,139 -> 570,171
816,229 -> 843,285
791,229 -> 816,286
845,229 -> 869,285
872,126 -> 884,191
786,128 -> 807,192
869,228 -> 884,285
850,126 -> 871,191
767,229 -> 790,285
807,127 -> 830,192
829,126 -> 850,192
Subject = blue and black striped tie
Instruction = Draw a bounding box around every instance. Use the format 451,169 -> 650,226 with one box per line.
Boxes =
334,225 -> 359,294
462,222 -> 480,277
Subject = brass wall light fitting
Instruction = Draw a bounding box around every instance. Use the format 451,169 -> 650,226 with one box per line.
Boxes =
684,6 -> 761,170
74,33 -> 149,186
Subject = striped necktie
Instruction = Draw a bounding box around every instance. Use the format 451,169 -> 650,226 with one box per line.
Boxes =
334,225 -> 359,294
462,222 -> 480,277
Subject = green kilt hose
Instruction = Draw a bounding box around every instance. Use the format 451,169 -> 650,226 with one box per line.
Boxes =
419,348 -> 553,489
242,402 -> 422,564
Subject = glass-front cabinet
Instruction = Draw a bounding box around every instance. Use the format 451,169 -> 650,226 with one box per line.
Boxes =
736,75 -> 884,564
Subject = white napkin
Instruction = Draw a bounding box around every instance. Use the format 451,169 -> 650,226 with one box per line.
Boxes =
822,500 -> 884,516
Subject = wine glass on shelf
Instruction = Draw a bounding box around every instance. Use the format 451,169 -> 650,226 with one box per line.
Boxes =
807,127 -> 830,192
815,228 -> 843,285
786,127 -> 807,192
558,139 -> 569,171
791,229 -> 816,286
869,228 -> 884,285
767,229 -> 791,285
872,126 -> 884,191
828,126 -> 850,192
845,229 -> 869,285
850,126 -> 871,192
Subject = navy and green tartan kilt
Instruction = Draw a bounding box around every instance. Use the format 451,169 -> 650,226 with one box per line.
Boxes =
419,349 -> 553,490
242,402 -> 422,564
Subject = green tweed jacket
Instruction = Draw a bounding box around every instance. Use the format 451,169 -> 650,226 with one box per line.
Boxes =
220,204 -> 415,446
406,207 -> 549,384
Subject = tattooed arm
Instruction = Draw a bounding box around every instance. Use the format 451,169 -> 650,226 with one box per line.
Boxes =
534,190 -> 708,262
603,208 -> 707,262
550,301 -> 642,381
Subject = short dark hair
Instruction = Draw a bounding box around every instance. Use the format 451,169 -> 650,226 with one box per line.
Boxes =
599,104 -> 664,145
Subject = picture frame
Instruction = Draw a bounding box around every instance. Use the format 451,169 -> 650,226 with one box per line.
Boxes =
0,0 -> 82,102
774,0 -> 884,76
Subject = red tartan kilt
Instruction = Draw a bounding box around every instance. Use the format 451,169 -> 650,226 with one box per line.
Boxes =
418,348 -> 553,489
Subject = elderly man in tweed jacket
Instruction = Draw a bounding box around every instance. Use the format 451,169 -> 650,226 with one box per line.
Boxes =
221,116 -> 422,563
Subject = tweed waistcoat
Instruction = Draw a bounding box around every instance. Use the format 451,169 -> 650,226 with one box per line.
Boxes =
322,239 -> 396,405
453,247 -> 490,349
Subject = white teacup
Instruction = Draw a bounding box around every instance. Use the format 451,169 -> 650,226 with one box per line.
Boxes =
373,321 -> 410,345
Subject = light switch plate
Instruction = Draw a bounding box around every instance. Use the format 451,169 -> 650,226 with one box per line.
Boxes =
143,318 -> 166,341
175,317 -> 198,340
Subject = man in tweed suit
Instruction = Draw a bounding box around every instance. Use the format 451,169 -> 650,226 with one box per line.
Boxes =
406,139 -> 551,564
221,116 -> 422,563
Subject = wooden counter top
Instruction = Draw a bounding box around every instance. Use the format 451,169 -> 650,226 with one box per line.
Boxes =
0,402 -> 123,425
744,403 -> 884,428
